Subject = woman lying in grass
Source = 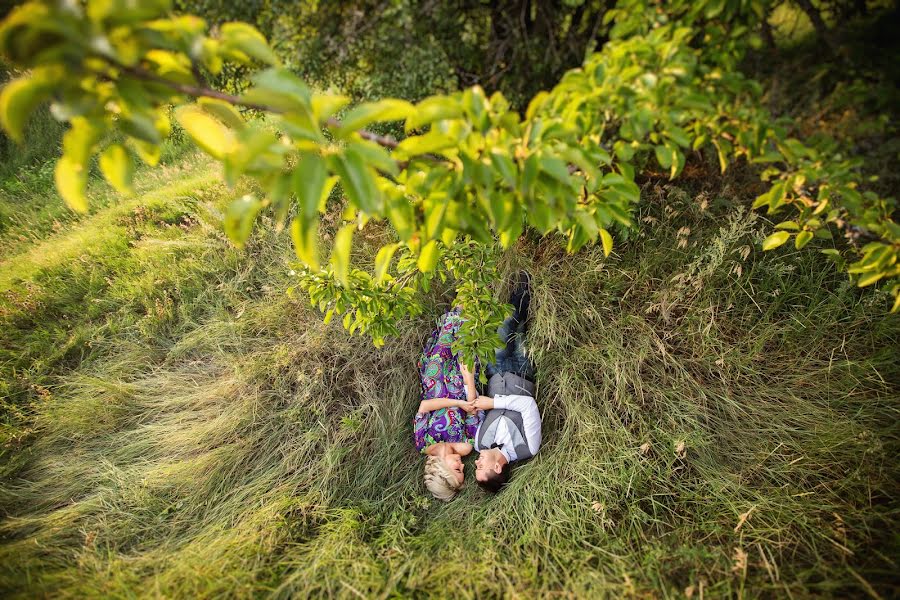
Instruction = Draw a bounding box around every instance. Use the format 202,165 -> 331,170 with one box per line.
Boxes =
414,308 -> 483,501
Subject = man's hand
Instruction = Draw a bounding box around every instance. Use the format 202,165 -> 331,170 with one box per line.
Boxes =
458,399 -> 478,414
473,396 -> 494,410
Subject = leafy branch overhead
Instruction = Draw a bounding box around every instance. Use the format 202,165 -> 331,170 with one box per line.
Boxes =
0,0 -> 897,362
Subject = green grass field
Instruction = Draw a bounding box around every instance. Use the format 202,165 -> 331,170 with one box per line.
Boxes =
1,142 -> 897,597
1,11 -> 899,598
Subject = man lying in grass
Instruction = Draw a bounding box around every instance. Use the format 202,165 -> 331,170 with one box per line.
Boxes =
470,274 -> 543,493
414,308 -> 484,501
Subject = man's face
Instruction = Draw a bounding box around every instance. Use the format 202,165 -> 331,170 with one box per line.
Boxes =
474,449 -> 502,482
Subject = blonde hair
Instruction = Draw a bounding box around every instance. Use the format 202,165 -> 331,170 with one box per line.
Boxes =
423,455 -> 463,501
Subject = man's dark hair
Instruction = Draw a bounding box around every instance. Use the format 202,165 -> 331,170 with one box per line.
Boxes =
477,462 -> 511,493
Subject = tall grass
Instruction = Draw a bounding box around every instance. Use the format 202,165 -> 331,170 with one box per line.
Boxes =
0,142 -> 896,597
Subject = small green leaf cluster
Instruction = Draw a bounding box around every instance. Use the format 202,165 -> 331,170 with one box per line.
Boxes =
754,145 -> 899,308
293,238 -> 507,368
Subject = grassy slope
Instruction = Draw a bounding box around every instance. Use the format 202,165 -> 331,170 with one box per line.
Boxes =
1,21 -> 899,600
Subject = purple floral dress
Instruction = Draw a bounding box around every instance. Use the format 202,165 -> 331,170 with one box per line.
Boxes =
413,309 -> 484,453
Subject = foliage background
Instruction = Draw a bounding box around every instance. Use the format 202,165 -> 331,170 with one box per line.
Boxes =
0,1 -> 898,597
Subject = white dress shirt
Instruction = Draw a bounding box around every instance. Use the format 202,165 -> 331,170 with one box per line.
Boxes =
477,394 -> 542,462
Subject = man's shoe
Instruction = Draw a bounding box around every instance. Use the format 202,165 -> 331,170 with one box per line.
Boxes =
509,271 -> 532,325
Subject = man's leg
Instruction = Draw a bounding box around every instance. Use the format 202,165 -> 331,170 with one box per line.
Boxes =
486,272 -> 534,380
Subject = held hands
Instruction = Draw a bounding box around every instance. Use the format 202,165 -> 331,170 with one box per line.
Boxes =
457,399 -> 478,415
473,396 -> 494,410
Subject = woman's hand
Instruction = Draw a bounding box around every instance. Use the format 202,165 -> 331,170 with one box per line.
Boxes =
457,399 -> 478,415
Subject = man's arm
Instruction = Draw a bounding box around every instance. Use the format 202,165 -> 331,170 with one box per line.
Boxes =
493,394 -> 542,456
418,398 -> 476,414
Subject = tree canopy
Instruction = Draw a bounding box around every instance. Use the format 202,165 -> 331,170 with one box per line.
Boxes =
0,0 -> 896,367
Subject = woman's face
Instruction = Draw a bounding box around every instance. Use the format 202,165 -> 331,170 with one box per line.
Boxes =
442,452 -> 464,484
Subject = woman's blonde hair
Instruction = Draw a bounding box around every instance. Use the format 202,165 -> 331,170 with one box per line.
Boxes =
423,455 -> 463,501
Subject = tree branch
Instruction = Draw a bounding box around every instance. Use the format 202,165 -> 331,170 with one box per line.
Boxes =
113,62 -> 400,149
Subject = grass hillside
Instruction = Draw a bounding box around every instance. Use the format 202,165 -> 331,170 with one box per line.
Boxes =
1,13 -> 898,600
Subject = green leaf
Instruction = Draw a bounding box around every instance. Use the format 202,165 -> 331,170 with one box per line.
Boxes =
692,134 -> 708,151
654,144 -> 673,169
223,195 -> 262,247
670,148 -> 685,179
600,228 -> 613,257
220,22 -> 279,66
762,231 -> 790,251
406,95 -> 463,132
425,194 -> 449,239
290,216 -> 319,270
98,144 -> 134,195
175,105 -> 236,159
331,224 -> 354,286
198,97 -> 245,130
539,154 -> 571,185
394,131 -> 457,160
311,94 -> 350,123
374,243 -> 401,283
418,240 -> 440,273
348,140 -> 398,176
857,270 -> 884,287
336,99 -> 413,138
292,153 -> 327,220
712,139 -> 730,174
120,112 -> 162,145
329,150 -> 381,214
559,146 -> 600,182
774,220 -> 799,231
490,150 -> 517,186
269,171 -> 292,230
54,156 -> 88,213
129,139 -> 161,166
665,126 -> 691,148
0,76 -> 50,143
795,230 -> 813,249
62,117 -> 103,165
242,68 -> 312,114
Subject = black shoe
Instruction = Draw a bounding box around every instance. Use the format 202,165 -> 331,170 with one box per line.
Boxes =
509,271 -> 532,326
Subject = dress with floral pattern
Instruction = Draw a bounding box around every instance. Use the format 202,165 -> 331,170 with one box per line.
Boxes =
413,309 -> 484,453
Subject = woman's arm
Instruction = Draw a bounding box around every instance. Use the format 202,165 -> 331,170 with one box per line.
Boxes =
459,362 -> 478,401
418,397 -> 475,414
451,442 -> 473,456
